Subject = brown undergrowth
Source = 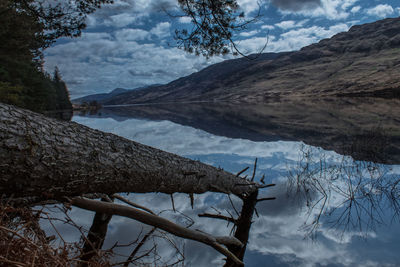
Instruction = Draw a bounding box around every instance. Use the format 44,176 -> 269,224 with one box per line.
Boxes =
0,202 -> 111,267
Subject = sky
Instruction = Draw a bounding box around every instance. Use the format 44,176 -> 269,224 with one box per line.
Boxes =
43,0 -> 400,99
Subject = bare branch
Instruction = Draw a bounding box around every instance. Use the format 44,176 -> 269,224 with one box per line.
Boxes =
170,194 -> 176,213
123,227 -> 157,267
251,158 -> 258,182
257,197 -> 276,202
236,167 -> 249,177
198,213 -> 237,224
257,184 -> 276,189
71,197 -> 244,266
228,195 -> 240,217
112,194 -> 155,215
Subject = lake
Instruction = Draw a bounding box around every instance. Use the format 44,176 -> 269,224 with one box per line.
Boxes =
50,98 -> 400,266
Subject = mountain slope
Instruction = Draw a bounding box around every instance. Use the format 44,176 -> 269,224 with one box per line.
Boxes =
72,88 -> 131,104
104,17 -> 400,105
104,52 -> 286,104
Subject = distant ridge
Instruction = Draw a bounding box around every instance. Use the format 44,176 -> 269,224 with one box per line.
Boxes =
72,88 -> 131,104
80,17 -> 400,105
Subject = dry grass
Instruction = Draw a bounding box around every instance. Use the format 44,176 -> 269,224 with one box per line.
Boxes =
0,202 -> 111,267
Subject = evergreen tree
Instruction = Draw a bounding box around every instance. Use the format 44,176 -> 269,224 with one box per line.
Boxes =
0,0 -> 72,116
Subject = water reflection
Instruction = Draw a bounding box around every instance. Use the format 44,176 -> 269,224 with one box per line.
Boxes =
79,97 -> 400,164
287,145 -> 400,237
67,101 -> 400,266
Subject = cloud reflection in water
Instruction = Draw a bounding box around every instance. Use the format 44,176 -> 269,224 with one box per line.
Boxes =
58,115 -> 400,266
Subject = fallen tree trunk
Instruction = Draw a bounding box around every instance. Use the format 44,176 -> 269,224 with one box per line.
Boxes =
0,103 -> 257,202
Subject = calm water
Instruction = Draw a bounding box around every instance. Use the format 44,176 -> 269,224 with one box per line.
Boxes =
51,100 -> 400,266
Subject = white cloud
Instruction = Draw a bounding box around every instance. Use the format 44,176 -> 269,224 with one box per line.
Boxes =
261,24 -> 275,30
366,4 -> 394,18
114,28 -> 150,41
275,19 -> 308,30
350,5 -> 361,13
178,16 -> 192,23
278,0 -> 360,20
150,22 -> 171,38
80,32 -> 112,41
237,23 -> 349,53
237,0 -> 265,15
88,0 -> 178,28
104,13 -> 142,28
239,30 -> 259,37
275,20 -> 297,29
270,0 -> 321,12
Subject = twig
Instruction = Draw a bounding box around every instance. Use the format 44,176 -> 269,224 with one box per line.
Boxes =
257,197 -> 276,202
260,174 -> 265,184
170,194 -> 176,213
198,213 -> 236,224
236,167 -> 249,177
228,195 -> 240,217
257,184 -> 275,189
0,225 -> 39,248
123,227 -> 156,267
251,158 -> 258,182
189,193 -> 194,209
112,194 -> 154,215
0,256 -> 28,267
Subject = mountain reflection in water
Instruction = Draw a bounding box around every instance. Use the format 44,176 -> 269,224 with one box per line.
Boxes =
68,98 -> 400,266
77,97 -> 400,164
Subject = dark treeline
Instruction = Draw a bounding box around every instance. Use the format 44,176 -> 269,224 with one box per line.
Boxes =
0,0 -> 72,115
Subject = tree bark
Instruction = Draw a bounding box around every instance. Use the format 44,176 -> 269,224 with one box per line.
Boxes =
79,198 -> 113,267
224,191 -> 258,267
0,103 -> 257,202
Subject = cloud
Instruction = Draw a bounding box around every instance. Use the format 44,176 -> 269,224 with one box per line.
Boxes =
239,30 -> 259,37
270,0 -> 322,12
366,4 -> 394,18
350,5 -> 361,13
45,34 -> 224,98
88,0 -> 177,28
237,0 -> 265,14
275,19 -> 308,30
178,16 -> 192,23
275,20 -> 296,29
103,13 -> 143,28
261,24 -> 275,30
150,22 -> 171,38
114,28 -> 150,41
275,0 -> 360,20
237,23 -> 349,54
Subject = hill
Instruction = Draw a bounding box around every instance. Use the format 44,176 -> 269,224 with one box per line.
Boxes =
102,17 -> 400,105
72,88 -> 131,104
